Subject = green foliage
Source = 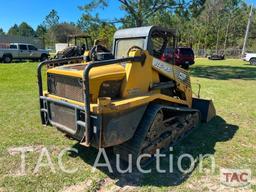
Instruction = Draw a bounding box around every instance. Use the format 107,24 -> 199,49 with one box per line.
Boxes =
79,0 -> 192,27
46,23 -> 81,43
43,9 -> 59,29
77,3 -> 116,49
7,24 -> 19,36
93,23 -> 116,48
18,22 -> 35,37
7,23 -> 35,37
188,0 -> 206,17
80,0 -> 108,11
119,0 -> 177,27
78,0 -> 255,52
41,10 -> 82,45
3,1 -> 256,52
147,0 -> 253,52
35,25 -> 47,39
78,17 -> 116,49
0,28 -> 5,35
78,0 -> 200,47
191,0 -> 249,51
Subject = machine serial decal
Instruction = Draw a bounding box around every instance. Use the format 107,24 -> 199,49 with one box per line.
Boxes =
178,72 -> 187,81
152,58 -> 173,73
127,88 -> 141,96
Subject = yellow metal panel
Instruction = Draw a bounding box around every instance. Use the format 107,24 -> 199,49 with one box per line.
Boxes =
45,49 -> 192,113
151,57 -> 192,107
45,92 -> 188,114
47,63 -> 126,102
121,50 -> 160,98
94,93 -> 189,113
47,64 -> 126,80
111,93 -> 188,110
152,58 -> 175,79
47,68 -> 83,78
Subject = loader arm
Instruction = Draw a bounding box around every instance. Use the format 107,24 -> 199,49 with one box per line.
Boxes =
151,57 -> 193,107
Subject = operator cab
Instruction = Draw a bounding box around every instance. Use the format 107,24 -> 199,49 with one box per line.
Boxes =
55,34 -> 93,59
67,34 -> 93,52
86,26 -> 177,64
113,26 -> 176,63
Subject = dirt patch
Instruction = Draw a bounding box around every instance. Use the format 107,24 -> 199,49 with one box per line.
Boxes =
97,177 -> 138,192
61,179 -> 93,192
97,178 -> 121,192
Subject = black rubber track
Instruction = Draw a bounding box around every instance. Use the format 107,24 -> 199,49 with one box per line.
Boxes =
113,103 -> 200,167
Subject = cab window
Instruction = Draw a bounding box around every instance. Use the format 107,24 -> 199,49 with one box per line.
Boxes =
115,38 -> 144,58
10,44 -> 17,49
28,45 -> 37,51
151,31 -> 174,58
19,44 -> 27,50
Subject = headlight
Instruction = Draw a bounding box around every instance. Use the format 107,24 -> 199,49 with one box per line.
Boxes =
99,80 -> 122,99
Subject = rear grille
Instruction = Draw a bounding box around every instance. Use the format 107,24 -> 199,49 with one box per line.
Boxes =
50,103 -> 77,132
173,66 -> 191,87
48,74 -> 84,102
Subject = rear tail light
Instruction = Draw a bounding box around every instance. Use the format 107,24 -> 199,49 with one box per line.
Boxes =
161,55 -> 166,60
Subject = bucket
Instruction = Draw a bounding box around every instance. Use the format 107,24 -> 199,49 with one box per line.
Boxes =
192,98 -> 216,122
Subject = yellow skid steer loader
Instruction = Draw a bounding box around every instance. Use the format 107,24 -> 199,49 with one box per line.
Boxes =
38,26 -> 215,165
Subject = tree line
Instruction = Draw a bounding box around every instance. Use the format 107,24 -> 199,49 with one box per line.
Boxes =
0,0 -> 255,53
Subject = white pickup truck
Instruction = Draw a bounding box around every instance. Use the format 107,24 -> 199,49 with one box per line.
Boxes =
242,53 -> 256,65
0,43 -> 49,63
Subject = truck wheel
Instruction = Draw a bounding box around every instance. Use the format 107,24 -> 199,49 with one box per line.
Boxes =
3,55 -> 12,63
249,58 -> 256,65
40,54 -> 48,61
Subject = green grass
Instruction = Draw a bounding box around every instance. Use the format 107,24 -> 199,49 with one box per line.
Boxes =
0,59 -> 255,191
